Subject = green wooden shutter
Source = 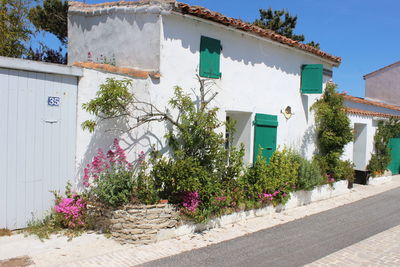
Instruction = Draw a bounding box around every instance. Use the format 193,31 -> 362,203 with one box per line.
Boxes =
199,36 -> 221,79
253,114 -> 278,164
301,64 -> 323,94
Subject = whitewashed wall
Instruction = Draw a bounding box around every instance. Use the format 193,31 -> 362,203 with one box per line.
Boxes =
158,13 -> 335,161
74,68 -> 170,187
342,114 -> 379,170
68,8 -> 162,71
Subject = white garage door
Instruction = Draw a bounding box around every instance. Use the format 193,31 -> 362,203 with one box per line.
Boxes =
0,68 -> 78,229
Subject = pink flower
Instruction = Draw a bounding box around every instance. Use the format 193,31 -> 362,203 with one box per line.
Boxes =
138,151 -> 145,165
215,196 -> 227,202
182,191 -> 201,212
83,138 -> 132,188
54,196 -> 87,228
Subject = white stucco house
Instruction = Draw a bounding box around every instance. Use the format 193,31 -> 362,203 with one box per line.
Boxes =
68,0 -> 342,172
1,0 -> 347,229
342,94 -> 400,175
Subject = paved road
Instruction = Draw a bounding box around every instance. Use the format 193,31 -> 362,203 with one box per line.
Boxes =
141,187 -> 400,267
305,224 -> 400,266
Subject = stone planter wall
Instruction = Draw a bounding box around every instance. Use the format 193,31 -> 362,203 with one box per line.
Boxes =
89,180 -> 353,244
88,203 -> 179,245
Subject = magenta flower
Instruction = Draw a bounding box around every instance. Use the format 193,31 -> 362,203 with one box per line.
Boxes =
83,138 -> 132,188
181,191 -> 201,212
54,196 -> 87,228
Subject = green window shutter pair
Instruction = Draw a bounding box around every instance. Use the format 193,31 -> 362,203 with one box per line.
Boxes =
199,36 -> 221,79
301,64 -> 323,94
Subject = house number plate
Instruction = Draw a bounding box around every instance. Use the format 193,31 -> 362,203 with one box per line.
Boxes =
48,96 -> 60,106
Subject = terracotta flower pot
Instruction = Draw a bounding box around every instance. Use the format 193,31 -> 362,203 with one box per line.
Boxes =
159,199 -> 169,204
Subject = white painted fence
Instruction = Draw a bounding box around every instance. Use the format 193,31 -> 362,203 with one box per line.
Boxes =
0,57 -> 82,229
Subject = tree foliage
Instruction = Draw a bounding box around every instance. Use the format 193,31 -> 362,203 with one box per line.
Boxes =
28,0 -> 68,45
254,8 -> 320,49
0,0 -> 31,57
25,43 -> 66,64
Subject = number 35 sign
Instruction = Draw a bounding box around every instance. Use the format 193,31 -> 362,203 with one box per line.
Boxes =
48,96 -> 60,106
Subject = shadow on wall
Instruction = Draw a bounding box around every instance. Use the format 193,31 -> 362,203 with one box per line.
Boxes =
163,15 -> 302,77
75,116 -> 172,190
69,12 -> 157,36
300,124 -> 317,159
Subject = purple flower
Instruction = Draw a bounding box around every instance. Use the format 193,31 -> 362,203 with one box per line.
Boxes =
181,191 -> 201,212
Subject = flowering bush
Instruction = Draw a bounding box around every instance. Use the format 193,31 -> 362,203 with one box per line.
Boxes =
181,191 -> 201,212
54,195 -> 87,229
83,138 -> 131,188
86,139 -> 134,207
52,182 -> 88,230
258,182 -> 290,206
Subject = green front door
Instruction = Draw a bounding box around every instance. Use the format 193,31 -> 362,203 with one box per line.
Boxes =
388,138 -> 400,174
253,114 -> 278,163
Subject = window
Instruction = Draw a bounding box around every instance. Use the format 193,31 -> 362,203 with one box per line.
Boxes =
199,36 -> 221,79
301,64 -> 323,94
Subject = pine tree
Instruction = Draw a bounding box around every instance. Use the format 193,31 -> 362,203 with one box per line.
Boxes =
254,8 -> 320,49
28,0 -> 68,45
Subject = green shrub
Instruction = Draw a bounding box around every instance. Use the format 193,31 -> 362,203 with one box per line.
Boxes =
134,152 -> 159,205
263,148 -> 299,192
311,83 -> 353,176
91,168 -> 133,208
333,160 -> 355,182
296,158 -> 324,190
367,155 -> 387,177
151,156 -> 212,201
242,148 -> 299,206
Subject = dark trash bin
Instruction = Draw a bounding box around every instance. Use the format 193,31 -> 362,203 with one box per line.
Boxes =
354,170 -> 371,185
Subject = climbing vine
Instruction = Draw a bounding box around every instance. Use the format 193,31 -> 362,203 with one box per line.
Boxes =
367,118 -> 400,176
311,82 -> 354,181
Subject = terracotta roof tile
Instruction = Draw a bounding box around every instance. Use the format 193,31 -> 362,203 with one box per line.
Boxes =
363,61 -> 400,79
68,1 -> 341,65
73,62 -> 160,79
345,107 -> 400,119
173,3 -> 341,65
341,94 -> 400,112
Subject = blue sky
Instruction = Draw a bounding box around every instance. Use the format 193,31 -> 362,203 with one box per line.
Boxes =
43,0 -> 400,97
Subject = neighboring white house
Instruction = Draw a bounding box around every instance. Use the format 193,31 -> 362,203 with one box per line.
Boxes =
364,61 -> 400,106
68,0 -> 342,179
342,94 -> 400,173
